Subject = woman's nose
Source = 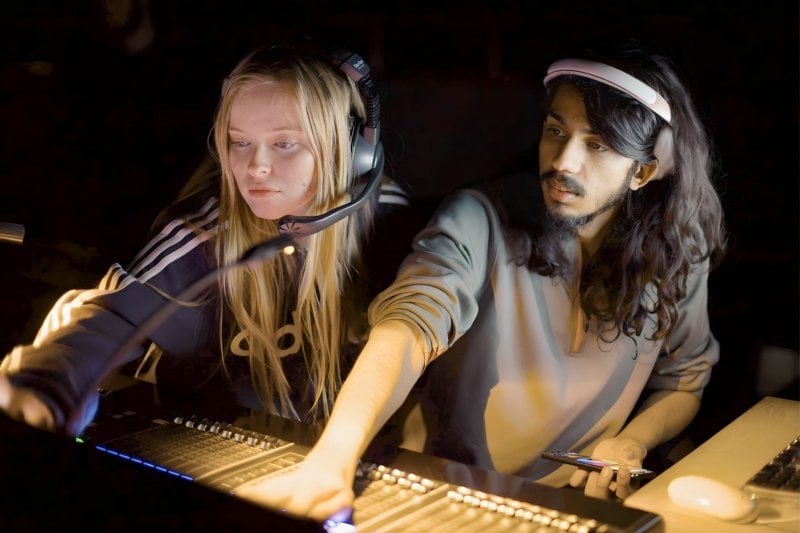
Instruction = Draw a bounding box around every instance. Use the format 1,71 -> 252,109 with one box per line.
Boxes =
249,145 -> 271,177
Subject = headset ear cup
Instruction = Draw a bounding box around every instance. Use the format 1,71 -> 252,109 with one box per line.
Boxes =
351,129 -> 380,178
334,50 -> 382,180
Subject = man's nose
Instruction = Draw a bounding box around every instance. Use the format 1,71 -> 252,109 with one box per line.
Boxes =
551,138 -> 582,175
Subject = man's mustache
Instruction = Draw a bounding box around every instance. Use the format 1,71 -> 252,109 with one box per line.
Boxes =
540,171 -> 586,197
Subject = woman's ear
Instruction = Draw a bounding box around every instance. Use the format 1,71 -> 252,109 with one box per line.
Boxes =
630,160 -> 659,191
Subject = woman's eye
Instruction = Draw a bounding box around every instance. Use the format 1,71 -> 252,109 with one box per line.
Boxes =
275,141 -> 296,150
230,140 -> 249,149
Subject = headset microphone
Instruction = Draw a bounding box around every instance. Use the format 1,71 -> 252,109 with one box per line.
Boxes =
277,157 -> 383,237
277,49 -> 384,237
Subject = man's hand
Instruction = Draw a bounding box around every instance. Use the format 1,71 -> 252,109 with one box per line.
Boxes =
235,450 -> 355,523
568,437 -> 647,502
0,373 -> 55,431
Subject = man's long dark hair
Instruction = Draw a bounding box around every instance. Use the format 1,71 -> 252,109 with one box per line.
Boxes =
492,46 -> 727,343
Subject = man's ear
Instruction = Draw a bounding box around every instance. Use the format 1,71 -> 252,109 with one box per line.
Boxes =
630,160 -> 659,191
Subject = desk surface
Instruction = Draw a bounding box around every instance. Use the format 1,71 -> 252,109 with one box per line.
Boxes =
626,396 -> 800,533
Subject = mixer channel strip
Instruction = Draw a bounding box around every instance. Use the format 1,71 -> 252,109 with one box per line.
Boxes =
94,414 -> 296,481
352,463 -> 606,532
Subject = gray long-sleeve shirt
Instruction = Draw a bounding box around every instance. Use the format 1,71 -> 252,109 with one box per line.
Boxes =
369,188 -> 719,485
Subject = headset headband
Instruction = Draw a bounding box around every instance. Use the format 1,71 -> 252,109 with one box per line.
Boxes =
543,58 -> 672,124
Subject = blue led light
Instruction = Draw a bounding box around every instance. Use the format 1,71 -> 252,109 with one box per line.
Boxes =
93,445 -> 194,482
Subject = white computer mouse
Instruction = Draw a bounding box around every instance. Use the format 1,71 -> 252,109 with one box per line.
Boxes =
667,475 -> 760,523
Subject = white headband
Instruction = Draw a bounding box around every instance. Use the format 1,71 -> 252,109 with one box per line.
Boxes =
543,58 -> 672,124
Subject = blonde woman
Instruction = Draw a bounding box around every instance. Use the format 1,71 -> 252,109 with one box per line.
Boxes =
0,43 -> 424,435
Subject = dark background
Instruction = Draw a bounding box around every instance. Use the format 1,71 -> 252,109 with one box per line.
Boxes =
0,1 -> 797,448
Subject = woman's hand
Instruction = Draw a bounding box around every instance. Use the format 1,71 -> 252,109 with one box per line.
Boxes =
0,373 -> 55,431
235,448 -> 356,523
568,437 -> 647,502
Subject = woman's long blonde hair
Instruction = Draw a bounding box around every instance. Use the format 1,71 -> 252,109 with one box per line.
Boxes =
211,45 -> 374,421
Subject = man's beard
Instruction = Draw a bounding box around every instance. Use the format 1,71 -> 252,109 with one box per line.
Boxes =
540,168 -> 634,232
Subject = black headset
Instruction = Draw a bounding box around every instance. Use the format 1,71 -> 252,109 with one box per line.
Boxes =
277,47 -> 385,237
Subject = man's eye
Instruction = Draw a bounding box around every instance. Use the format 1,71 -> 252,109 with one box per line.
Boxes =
544,125 -> 563,137
588,141 -> 608,152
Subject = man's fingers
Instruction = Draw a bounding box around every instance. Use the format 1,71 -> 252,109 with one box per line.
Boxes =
584,467 -> 614,500
614,465 -> 637,501
569,467 -> 589,487
236,471 -> 355,523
